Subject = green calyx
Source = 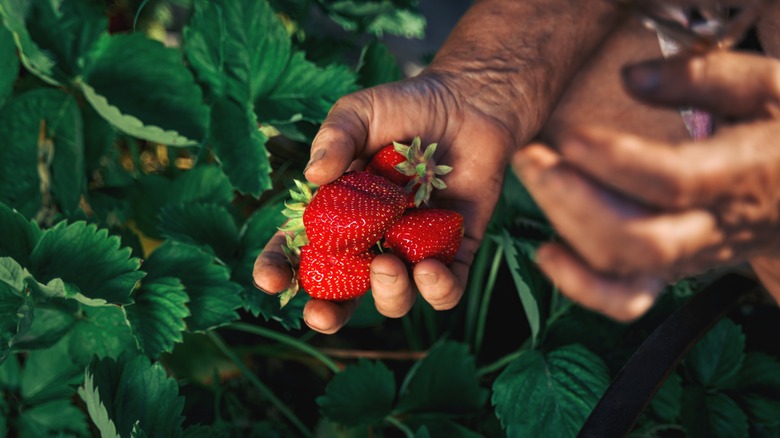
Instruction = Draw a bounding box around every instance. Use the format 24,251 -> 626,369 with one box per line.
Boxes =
278,179 -> 314,307
392,136 -> 453,207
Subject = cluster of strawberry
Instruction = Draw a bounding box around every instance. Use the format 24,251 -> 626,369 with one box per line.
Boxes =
280,137 -> 464,303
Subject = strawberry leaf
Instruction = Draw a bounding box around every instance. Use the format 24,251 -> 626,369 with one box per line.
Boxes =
131,165 -> 235,239
317,359 -> 396,427
684,319 -> 745,389
142,241 -> 242,332
502,231 -> 542,346
396,341 -> 487,415
81,33 -> 209,146
158,202 -> 241,265
0,22 -> 17,105
13,302 -> 77,351
492,344 -> 610,437
20,339 -> 83,404
18,399 -> 90,438
727,352 -> 780,426
357,40 -> 402,88
126,277 -> 190,360
29,221 -> 145,305
79,354 -> 186,438
0,258 -> 33,364
207,96 -> 272,196
681,388 -> 748,438
0,0 -> 106,85
0,89 -> 85,218
0,202 -> 41,268
254,51 -> 358,124
319,0 -> 426,39
67,306 -> 137,368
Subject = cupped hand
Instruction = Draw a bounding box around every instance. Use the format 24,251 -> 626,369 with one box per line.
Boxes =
514,50 -> 780,321
254,73 -> 519,333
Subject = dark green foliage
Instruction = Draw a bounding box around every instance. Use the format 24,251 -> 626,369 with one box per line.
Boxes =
0,1 -> 776,437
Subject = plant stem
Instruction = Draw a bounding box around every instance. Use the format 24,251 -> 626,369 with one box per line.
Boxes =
385,416 -> 415,438
465,239 -> 494,345
477,349 -> 524,377
474,245 -> 504,355
206,331 -> 314,438
227,323 -> 341,374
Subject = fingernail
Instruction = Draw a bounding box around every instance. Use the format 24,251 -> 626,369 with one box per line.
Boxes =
372,271 -> 398,285
305,149 -> 326,173
415,272 -> 438,286
622,61 -> 661,95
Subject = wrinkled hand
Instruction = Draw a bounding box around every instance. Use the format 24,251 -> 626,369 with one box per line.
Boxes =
254,73 -> 517,333
514,50 -> 780,321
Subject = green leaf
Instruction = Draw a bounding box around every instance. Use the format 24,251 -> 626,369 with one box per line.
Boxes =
0,269 -> 33,363
126,277 -> 190,359
682,388 -> 748,438
83,103 -> 118,177
18,399 -> 89,438
81,33 -> 209,146
208,96 -> 272,196
320,0 -> 426,38
242,288 -> 307,330
255,51 -> 357,124
0,88 -> 85,218
158,202 -> 241,263
143,241 -> 243,331
67,306 -> 136,367
79,354 -> 186,438
317,359 -> 396,427
239,202 -> 286,254
728,352 -> 780,425
648,372 -> 682,424
685,319 -> 745,388
356,40 -> 402,88
502,230 -> 541,345
0,353 -> 20,390
0,202 -> 41,267
131,164 -> 234,239
492,344 -> 611,438
29,221 -> 145,305
0,0 -> 106,85
0,22 -> 18,104
183,0 -> 291,101
21,339 -> 82,404
13,303 -> 77,350
397,341 -> 487,415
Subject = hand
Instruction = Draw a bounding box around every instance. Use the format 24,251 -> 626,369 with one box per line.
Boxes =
254,73 -> 518,333
513,50 -> 780,321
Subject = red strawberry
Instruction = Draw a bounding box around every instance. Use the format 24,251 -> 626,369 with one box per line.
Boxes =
303,171 -> 406,255
384,208 -> 464,264
366,137 -> 453,207
367,144 -> 413,187
299,246 -> 375,301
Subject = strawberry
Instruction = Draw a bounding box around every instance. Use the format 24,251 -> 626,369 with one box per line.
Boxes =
298,246 -> 375,301
366,137 -> 453,207
384,208 -> 464,264
303,171 -> 406,255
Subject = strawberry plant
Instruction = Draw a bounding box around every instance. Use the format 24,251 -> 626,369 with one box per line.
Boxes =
1,1 -> 780,437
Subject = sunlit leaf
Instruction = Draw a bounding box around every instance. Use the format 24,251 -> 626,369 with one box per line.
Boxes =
82,33 -> 209,145
29,221 -> 144,305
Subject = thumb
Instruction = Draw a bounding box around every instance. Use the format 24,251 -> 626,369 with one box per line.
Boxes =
622,50 -> 780,118
305,94 -> 371,186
